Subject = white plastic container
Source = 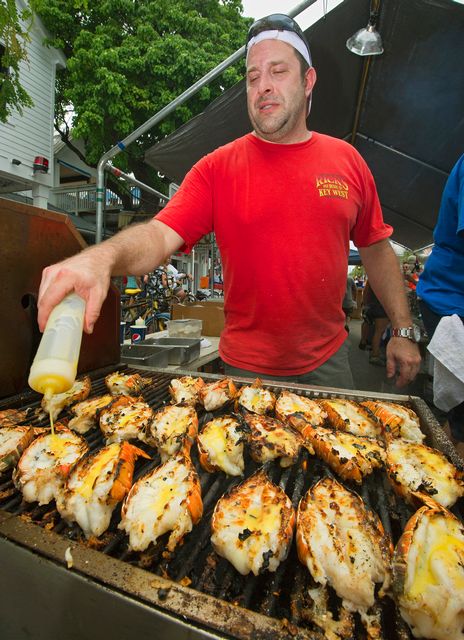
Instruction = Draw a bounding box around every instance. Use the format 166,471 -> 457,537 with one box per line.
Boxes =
28,293 -> 86,397
167,319 -> 202,339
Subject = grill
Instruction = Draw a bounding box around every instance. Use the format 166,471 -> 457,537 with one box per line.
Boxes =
1,366 -> 463,640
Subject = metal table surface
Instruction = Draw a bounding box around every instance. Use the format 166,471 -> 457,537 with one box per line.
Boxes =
0,535 -> 222,640
124,333 -> 221,373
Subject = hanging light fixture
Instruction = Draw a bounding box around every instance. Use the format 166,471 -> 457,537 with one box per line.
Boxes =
346,6 -> 384,56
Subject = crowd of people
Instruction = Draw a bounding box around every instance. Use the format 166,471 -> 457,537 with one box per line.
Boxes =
143,257 -> 193,304
122,258 -> 193,301
355,254 -> 423,366
119,258 -> 194,331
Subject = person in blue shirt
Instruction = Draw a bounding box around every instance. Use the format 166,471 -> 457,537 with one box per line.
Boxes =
417,153 -> 464,445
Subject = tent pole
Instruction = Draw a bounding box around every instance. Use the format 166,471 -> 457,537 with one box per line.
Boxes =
210,238 -> 215,296
350,0 -> 383,146
350,55 -> 372,146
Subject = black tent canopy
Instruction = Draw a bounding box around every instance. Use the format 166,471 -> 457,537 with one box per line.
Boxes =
145,0 -> 464,250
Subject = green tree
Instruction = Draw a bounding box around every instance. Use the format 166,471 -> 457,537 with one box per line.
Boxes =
0,0 -> 34,122
30,0 -> 251,210
351,266 -> 365,280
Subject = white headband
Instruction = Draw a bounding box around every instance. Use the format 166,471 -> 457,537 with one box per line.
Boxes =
246,30 -> 312,67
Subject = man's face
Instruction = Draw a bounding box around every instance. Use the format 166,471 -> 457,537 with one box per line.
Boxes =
246,39 -> 316,144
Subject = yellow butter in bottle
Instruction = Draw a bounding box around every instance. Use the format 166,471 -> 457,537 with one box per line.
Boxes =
28,293 -> 86,397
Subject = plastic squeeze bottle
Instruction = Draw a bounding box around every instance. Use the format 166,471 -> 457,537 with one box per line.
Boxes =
28,293 -> 86,398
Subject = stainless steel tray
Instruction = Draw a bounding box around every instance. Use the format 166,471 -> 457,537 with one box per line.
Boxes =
120,344 -> 173,368
144,337 -> 201,365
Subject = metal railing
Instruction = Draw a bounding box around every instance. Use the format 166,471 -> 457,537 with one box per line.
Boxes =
53,185 -> 140,215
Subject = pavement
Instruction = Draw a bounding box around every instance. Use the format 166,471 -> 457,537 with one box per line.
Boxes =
347,318 -> 464,459
347,317 -> 429,398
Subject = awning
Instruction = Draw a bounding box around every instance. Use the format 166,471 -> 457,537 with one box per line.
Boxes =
145,0 -> 464,250
349,248 -> 362,266
57,159 -> 92,177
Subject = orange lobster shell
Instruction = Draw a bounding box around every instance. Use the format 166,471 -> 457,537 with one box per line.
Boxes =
110,442 -> 151,502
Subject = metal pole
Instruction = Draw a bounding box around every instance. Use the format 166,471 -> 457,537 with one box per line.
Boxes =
106,163 -> 169,203
355,134 -> 450,175
95,0 -> 319,242
209,238 -> 215,296
95,46 -> 245,243
350,0 -> 382,146
350,55 -> 371,146
191,246 -> 195,294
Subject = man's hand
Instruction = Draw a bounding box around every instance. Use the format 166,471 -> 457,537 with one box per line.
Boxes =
37,249 -> 112,334
385,338 -> 421,387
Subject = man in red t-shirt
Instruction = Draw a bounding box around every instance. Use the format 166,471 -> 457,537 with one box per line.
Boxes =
37,14 -> 420,389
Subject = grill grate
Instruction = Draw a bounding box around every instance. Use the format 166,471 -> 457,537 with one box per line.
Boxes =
1,365 -> 463,640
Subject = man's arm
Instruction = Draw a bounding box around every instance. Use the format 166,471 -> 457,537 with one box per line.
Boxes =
38,219 -> 184,334
359,239 -> 421,386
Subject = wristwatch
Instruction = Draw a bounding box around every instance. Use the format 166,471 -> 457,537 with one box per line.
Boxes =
391,325 -> 421,343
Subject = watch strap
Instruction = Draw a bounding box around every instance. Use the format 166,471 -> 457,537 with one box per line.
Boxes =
391,327 -> 412,339
391,326 -> 422,342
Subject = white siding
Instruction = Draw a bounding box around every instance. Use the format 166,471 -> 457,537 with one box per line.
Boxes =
0,2 -> 65,191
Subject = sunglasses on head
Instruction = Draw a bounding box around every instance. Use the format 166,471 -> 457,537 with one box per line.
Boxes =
246,13 -> 311,66
247,14 -> 307,46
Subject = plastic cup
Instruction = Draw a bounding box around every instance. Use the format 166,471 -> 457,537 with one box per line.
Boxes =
130,325 -> 147,344
119,322 -> 126,345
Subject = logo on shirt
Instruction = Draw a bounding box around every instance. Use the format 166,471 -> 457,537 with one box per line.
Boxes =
316,175 -> 349,199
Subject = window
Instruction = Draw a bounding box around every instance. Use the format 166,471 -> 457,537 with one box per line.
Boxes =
0,44 -> 9,79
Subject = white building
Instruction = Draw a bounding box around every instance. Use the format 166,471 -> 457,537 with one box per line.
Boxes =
0,0 -> 66,208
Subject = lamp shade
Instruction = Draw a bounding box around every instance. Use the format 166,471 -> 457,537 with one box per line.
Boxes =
346,24 -> 384,56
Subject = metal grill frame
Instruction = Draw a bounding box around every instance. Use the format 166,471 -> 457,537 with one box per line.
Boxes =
0,366 -> 462,640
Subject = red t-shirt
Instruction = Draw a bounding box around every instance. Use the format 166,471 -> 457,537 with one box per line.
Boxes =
156,132 -> 392,375
407,273 -> 419,290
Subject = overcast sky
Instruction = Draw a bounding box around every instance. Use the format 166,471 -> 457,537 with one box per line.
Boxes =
241,0 -> 297,19
241,0 -> 464,19
241,0 -> 344,30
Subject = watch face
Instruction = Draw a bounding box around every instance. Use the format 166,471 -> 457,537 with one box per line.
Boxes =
412,324 -> 421,342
